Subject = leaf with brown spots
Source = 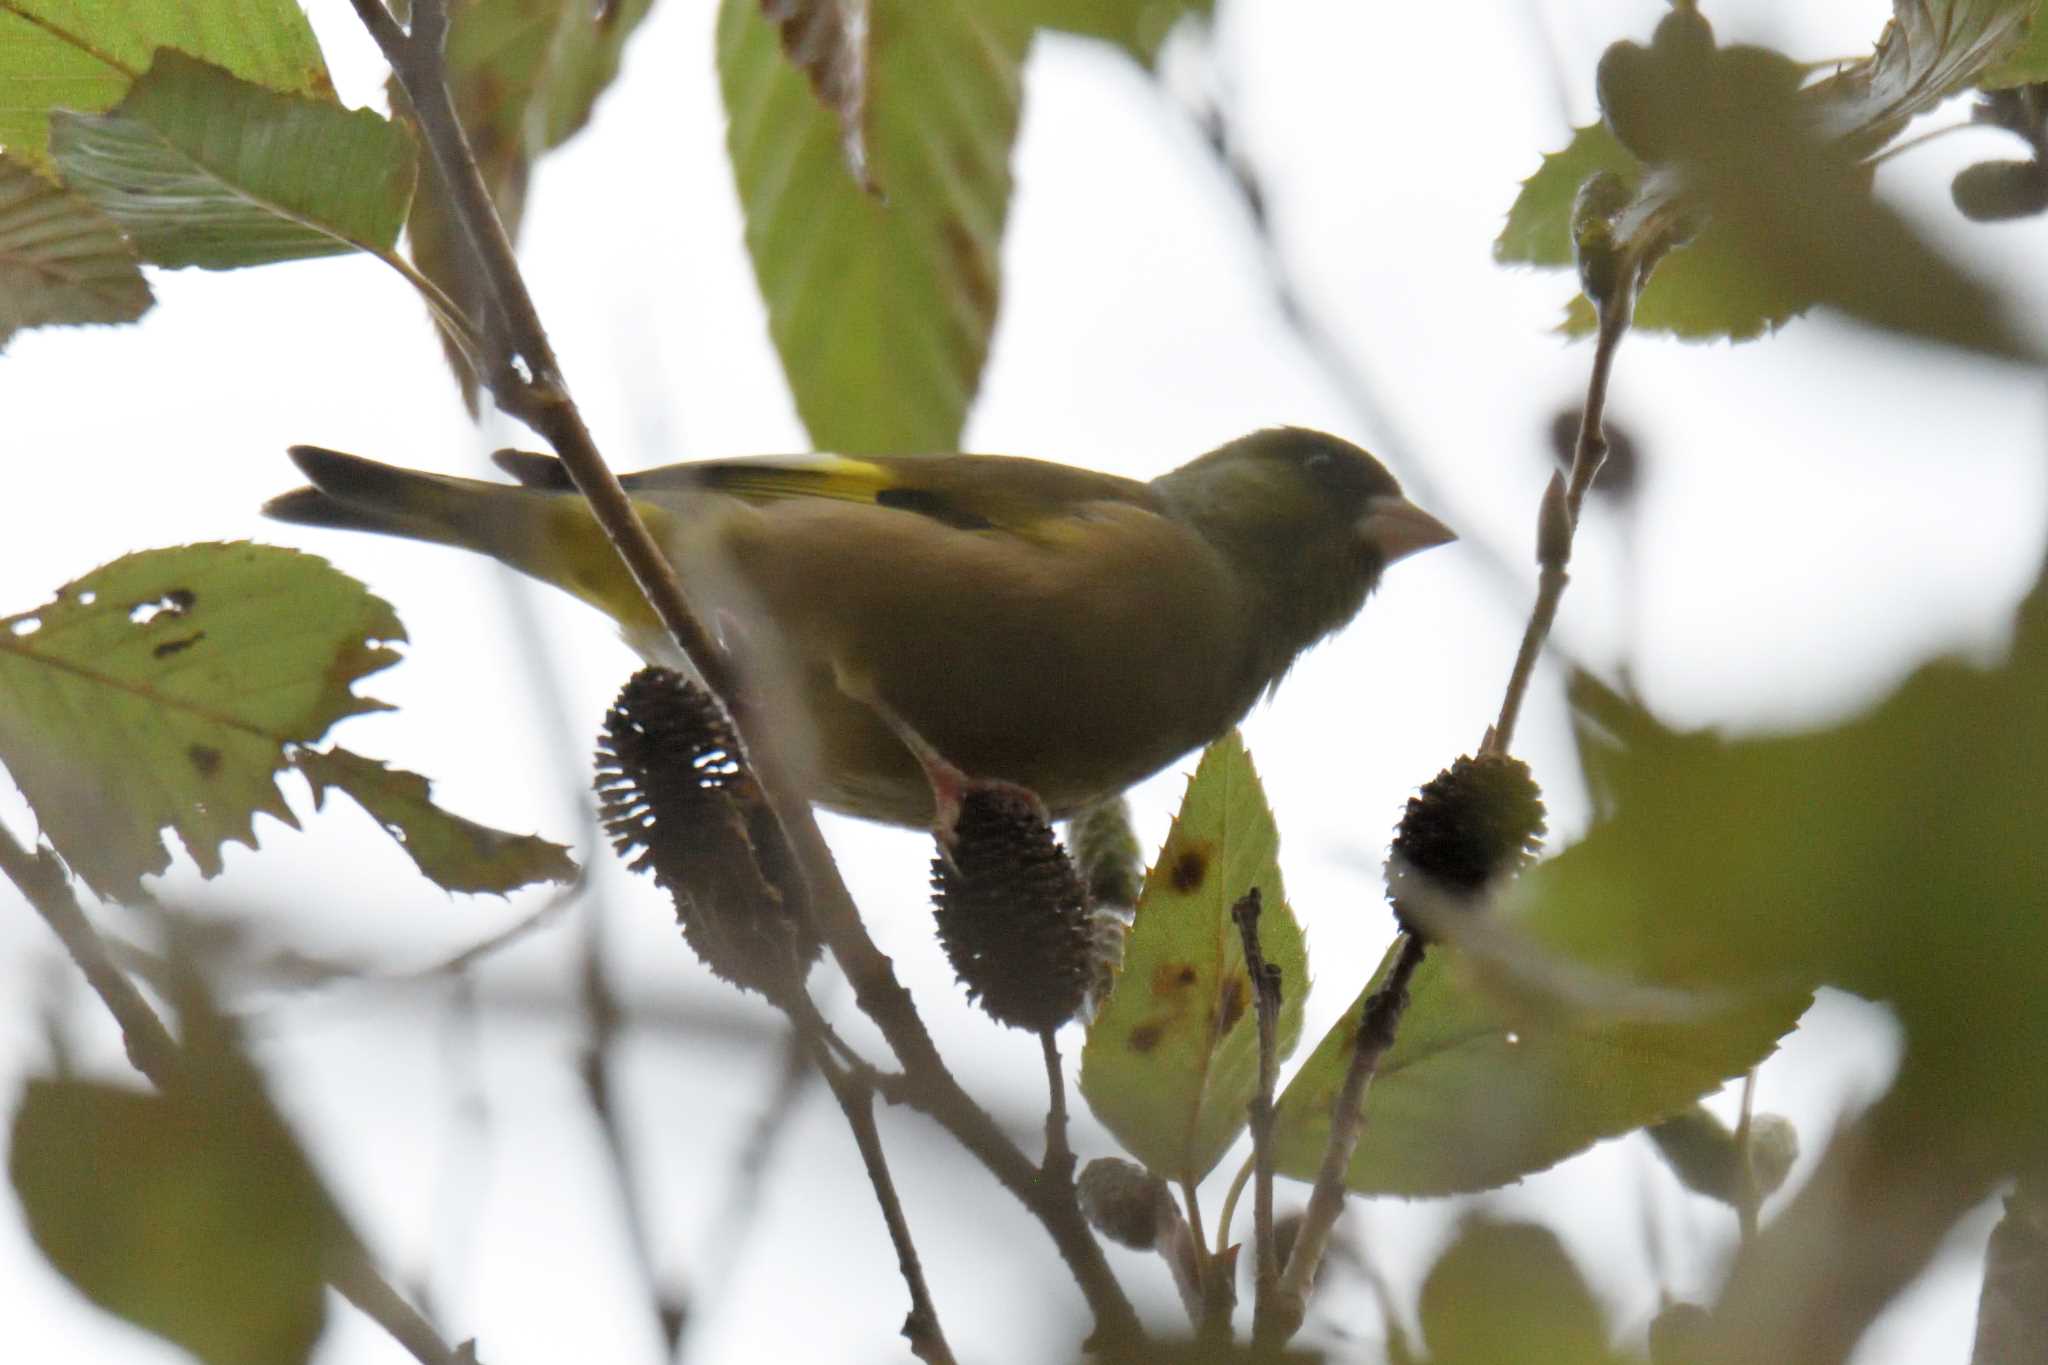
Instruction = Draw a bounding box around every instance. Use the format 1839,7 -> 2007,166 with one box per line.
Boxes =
1080,730 -> 1306,1182
0,544 -> 409,897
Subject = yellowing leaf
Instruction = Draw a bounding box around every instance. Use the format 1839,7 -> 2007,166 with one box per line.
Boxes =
1080,732 -> 1307,1183
0,543 -> 402,897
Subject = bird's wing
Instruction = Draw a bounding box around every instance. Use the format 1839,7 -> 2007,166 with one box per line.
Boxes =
491,450 -> 1159,541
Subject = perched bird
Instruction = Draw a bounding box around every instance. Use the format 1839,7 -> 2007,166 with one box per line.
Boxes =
266,428 -> 1453,827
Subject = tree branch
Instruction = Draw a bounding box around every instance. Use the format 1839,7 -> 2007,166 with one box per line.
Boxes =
1231,890 -> 1283,1319
1486,289 -> 1628,756
1262,932 -> 1427,1346
348,0 -> 1140,1342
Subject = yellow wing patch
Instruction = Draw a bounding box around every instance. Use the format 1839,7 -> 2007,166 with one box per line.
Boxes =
693,455 -> 895,506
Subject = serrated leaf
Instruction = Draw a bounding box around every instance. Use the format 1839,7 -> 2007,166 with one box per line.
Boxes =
1495,122 -> 1639,269
50,51 -> 416,271
11,1070 -> 342,1365
296,746 -> 575,895
0,0 -> 330,169
1807,0 -> 2035,152
1270,942 -> 1800,1197
1519,582 -> 2048,1172
0,152 -> 152,347
0,543 -> 403,898
1080,732 -> 1307,1184
1556,215 -> 1815,341
1498,4 -> 2035,353
401,0 -> 658,407
718,0 -> 1026,452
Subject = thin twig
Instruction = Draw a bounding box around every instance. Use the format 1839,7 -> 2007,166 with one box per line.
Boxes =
779,986 -> 955,1365
1486,294 -> 1629,755
0,824 -> 473,1365
577,917 -> 682,1355
1231,889 -> 1284,1317
355,1 -> 1139,1339
1732,1068 -> 1761,1245
1041,1029 -> 1073,1182
817,1055 -> 956,1365
1262,933 -> 1428,1348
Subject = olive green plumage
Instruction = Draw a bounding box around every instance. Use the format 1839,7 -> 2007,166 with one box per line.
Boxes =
265,427 -> 1452,827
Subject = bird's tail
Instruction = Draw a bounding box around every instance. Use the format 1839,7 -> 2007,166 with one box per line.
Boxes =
265,446 -> 663,637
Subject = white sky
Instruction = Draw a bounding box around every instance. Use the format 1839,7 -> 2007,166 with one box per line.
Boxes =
3,1 -> 2045,1361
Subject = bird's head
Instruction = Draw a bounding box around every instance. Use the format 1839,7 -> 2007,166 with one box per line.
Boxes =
1154,427 -> 1454,626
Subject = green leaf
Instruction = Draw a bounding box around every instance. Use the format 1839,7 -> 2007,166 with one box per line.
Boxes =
1080,732 -> 1307,1184
1025,0 -> 1215,64
1518,584 -> 2048,1172
11,1073 -> 341,1365
296,746 -> 576,895
1556,210 -> 1818,342
50,51 -> 417,271
1495,122 -> 1639,269
1979,0 -> 2048,86
0,152 -> 153,348
0,0 -> 331,168
1418,1218 -> 1625,1365
0,543 -> 403,897
718,0 -> 1026,452
1268,918 -> 1802,1198
401,0 -> 659,407
1500,4 -> 2036,352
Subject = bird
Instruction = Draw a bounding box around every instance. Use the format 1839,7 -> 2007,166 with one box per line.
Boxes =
265,427 -> 1454,828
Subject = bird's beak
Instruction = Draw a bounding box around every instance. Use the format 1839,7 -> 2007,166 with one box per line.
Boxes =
1359,495 -> 1456,564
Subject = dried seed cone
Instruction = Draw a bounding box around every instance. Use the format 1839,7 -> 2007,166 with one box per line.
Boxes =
930,779 -> 1091,1033
595,667 -> 817,998
1386,752 -> 1547,939
1076,1158 -> 1170,1251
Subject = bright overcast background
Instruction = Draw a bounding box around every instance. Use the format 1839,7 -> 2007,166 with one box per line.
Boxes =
4,1 -> 2045,1362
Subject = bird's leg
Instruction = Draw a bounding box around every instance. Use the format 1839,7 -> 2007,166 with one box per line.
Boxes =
830,662 -> 1048,840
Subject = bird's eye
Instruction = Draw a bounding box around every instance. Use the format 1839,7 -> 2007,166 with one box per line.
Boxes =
1303,451 -> 1333,473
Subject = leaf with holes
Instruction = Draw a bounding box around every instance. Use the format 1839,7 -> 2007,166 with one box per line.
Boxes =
295,747 -> 575,896
400,0 -> 658,407
0,152 -> 152,348
0,0 -> 331,169
1080,731 -> 1307,1183
51,51 -> 416,271
0,543 -> 403,897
